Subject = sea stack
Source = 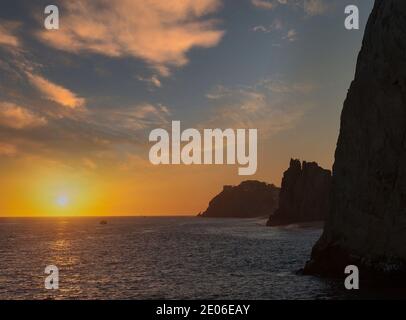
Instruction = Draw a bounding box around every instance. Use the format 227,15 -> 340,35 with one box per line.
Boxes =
304,0 -> 406,280
267,159 -> 331,226
200,180 -> 280,218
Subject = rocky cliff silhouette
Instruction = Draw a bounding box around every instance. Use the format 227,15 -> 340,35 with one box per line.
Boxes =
267,159 -> 331,226
199,180 -> 280,218
304,0 -> 406,282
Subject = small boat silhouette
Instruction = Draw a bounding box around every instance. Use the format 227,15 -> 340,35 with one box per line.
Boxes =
100,220 -> 108,225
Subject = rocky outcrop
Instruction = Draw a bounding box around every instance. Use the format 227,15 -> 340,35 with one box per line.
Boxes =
304,0 -> 406,282
267,159 -> 331,226
200,180 -> 280,218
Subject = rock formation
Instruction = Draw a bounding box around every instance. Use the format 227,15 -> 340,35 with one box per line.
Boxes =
304,0 -> 406,281
267,159 -> 331,226
200,180 -> 280,218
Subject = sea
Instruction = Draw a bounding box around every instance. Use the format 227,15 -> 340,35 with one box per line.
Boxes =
0,217 -> 398,300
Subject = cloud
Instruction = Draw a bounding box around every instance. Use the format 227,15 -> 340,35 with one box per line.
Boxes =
251,0 -> 292,10
304,0 -> 328,16
205,87 -> 301,137
258,78 -> 315,94
0,23 -> 85,112
251,0 -> 275,10
253,26 -> 270,33
0,21 -> 20,48
37,0 -> 225,76
283,29 -> 298,42
26,73 -> 85,109
252,19 -> 297,43
82,157 -> 97,170
0,142 -> 17,156
253,19 -> 284,33
105,104 -> 171,131
89,103 -> 172,146
251,0 -> 328,16
0,102 -> 47,129
137,75 -> 162,88
0,19 -> 171,166
204,78 -> 315,137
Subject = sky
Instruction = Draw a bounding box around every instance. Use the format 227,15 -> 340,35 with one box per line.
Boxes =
0,0 -> 374,216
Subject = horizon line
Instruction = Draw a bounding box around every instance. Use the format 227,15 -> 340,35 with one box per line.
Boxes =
0,214 -> 197,218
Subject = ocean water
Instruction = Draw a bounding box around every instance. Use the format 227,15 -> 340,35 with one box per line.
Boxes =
0,217 -> 365,300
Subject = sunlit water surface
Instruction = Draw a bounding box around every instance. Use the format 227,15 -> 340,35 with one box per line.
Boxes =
0,217 -> 391,299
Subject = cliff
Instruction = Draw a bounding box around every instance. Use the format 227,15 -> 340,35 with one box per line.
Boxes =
200,180 -> 280,218
267,159 -> 331,226
304,0 -> 406,281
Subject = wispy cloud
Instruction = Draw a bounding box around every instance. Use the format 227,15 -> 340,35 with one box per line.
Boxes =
0,142 -> 17,156
258,78 -> 315,94
0,21 -> 86,114
253,19 -> 297,44
251,0 -> 275,10
253,19 -> 284,33
304,0 -> 328,16
96,103 -> 171,132
283,29 -> 298,42
0,102 -> 47,129
204,78 -> 314,137
251,0 -> 328,16
0,21 -> 21,48
251,0 -> 294,11
37,0 -> 225,76
205,89 -> 305,137
137,75 -> 162,88
0,20 -> 168,166
26,72 -> 85,109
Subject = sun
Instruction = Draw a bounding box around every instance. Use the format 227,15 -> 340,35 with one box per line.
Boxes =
56,194 -> 69,207
27,168 -> 104,216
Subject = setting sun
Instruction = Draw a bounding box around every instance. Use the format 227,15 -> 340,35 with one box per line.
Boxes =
56,194 -> 69,207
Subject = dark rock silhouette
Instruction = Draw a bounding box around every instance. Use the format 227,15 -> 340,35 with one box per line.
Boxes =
304,0 -> 406,281
200,180 -> 280,218
267,159 -> 331,226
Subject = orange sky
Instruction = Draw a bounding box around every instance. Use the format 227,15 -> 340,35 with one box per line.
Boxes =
0,0 -> 372,216
0,135 -> 335,217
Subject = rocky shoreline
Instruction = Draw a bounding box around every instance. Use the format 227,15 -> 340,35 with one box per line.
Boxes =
267,159 -> 331,226
199,180 -> 280,218
303,0 -> 406,284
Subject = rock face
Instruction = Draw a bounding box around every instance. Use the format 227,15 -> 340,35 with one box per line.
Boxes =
304,0 -> 406,280
200,181 -> 280,218
267,159 -> 331,226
